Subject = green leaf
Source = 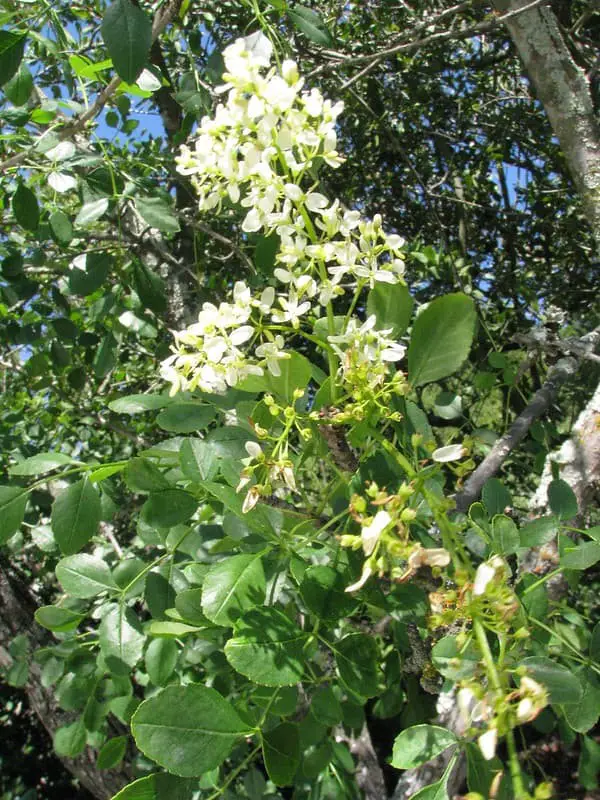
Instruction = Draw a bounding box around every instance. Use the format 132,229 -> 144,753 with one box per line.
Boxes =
432,635 -> 479,681
407,293 -> 476,386
102,0 -> 152,83
131,684 -> 253,777
145,637 -> 178,686
179,439 -> 218,482
9,452 -> 74,476
491,515 -> 519,555
157,403 -> 217,433
141,489 -> 197,528
391,725 -> 457,769
0,486 -> 28,544
299,565 -> 356,621
201,553 -> 266,626
465,742 -> 504,797
109,394 -> 170,414
4,62 -> 33,105
74,197 -> 109,227
311,687 -> 343,727
562,668 -> 600,733
54,718 -> 86,757
519,516 -> 558,548
97,736 -> 128,769
51,478 -> 101,555
135,196 -> 180,234
35,605 -> 83,632
132,260 -> 167,313
334,633 -> 380,698
520,657 -> 583,705
590,622 -> 600,662
111,774 -> 196,800
481,478 -> 511,517
145,570 -> 176,620
99,605 -> 146,675
12,183 -> 39,230
262,722 -> 300,785
579,735 -> 600,791
69,252 -> 112,295
49,210 -> 74,245
288,5 -> 334,46
225,607 -> 307,686
367,282 -> 413,338
56,554 -> 117,598
560,541 -> 600,570
0,31 -> 26,85
547,478 -> 578,520
124,457 -> 169,493
175,588 -> 210,625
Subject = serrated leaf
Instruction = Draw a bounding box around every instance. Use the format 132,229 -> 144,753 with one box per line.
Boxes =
367,282 -> 413,338
74,197 -> 109,227
262,722 -> 300,785
560,541 -> 600,570
141,489 -> 197,528
334,633 -> 380,698
135,196 -> 180,234
0,486 -> 28,544
4,62 -> 33,105
288,5 -> 334,46
111,774 -> 196,800
202,553 -> 266,626
102,0 -> 152,83
491,515 -> 519,555
131,684 -> 253,776
108,394 -> 171,414
157,403 -> 217,433
97,736 -> 128,769
69,252 -> 112,295
35,605 -> 84,632
391,725 -> 457,769
56,554 -> 117,598
0,31 -> 26,85
407,293 -> 476,386
99,605 -> 145,675
548,478 -> 578,520
145,637 -> 178,686
124,457 -> 169,493
54,719 -> 86,757
481,478 -> 511,517
51,478 -> 101,554
9,452 -> 74,476
132,259 -> 167,313
12,182 -> 39,230
225,607 -> 307,686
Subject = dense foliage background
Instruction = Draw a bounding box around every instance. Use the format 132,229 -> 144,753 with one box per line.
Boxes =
1,1 -> 599,799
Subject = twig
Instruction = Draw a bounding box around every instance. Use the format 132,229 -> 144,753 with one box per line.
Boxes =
455,356 -> 578,512
0,0 -> 183,171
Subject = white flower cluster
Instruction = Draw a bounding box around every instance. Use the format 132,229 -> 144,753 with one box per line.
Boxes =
162,31 -> 408,399
329,315 -> 406,389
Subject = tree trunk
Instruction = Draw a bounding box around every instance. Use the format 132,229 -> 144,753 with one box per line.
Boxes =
492,0 -> 600,248
0,564 -> 131,800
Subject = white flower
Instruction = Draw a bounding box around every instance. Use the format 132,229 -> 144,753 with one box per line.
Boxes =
345,565 -> 373,593
432,444 -> 466,463
272,291 -> 311,328
361,510 -> 392,556
478,728 -> 498,761
245,441 -> 263,460
473,556 -> 505,596
305,192 -> 328,212
242,486 -> 261,513
255,336 -> 288,376
407,547 -> 451,570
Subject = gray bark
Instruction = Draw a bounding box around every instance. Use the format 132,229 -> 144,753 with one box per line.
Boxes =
493,0 -> 600,248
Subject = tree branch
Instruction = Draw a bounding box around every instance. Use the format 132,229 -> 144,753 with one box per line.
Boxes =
0,0 -> 184,172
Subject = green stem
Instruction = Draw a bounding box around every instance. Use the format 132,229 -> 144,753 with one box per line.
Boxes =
474,619 -> 528,799
205,744 -> 261,800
